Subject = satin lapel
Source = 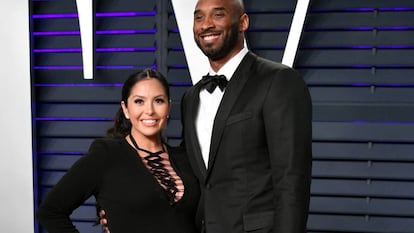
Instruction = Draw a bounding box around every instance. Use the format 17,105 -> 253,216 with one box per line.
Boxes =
185,82 -> 208,178
207,52 -> 257,174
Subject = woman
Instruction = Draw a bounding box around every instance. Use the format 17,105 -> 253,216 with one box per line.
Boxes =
36,69 -> 200,233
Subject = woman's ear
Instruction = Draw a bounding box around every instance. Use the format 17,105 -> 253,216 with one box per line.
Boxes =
121,101 -> 129,119
168,99 -> 172,118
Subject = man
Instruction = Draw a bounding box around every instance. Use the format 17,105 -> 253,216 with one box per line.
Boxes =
180,0 -> 312,232
100,0 -> 312,232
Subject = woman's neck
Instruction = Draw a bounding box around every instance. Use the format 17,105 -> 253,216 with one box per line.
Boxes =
128,132 -> 163,152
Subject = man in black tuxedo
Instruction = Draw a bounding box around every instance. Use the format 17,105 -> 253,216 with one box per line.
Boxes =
99,0 -> 312,232
181,0 -> 313,232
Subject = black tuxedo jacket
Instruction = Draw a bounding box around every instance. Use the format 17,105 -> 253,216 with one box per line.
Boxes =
181,52 -> 312,233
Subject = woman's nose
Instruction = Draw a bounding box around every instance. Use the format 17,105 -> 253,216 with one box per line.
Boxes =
144,102 -> 154,115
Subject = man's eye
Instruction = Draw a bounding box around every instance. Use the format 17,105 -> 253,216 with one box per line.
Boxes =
194,14 -> 203,21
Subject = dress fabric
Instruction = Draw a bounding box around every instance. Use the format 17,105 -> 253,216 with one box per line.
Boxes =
36,138 -> 200,233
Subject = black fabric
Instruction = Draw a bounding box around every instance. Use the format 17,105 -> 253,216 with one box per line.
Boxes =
200,74 -> 228,93
36,138 -> 200,233
129,134 -> 178,205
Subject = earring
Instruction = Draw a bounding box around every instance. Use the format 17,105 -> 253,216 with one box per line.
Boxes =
125,115 -> 129,119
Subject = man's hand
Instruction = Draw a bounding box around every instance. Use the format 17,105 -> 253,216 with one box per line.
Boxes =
99,210 -> 110,233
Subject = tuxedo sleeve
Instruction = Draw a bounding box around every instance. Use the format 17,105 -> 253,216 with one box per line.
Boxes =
263,67 -> 312,233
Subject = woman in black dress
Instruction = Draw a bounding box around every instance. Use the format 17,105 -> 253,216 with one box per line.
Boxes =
36,69 -> 200,233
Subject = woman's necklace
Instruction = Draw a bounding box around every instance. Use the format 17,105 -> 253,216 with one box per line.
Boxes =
129,134 -> 178,205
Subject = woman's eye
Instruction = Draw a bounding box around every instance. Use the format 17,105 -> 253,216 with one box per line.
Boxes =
134,99 -> 144,104
155,98 -> 165,104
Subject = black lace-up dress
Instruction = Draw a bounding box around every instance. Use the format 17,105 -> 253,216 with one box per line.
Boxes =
36,138 -> 200,233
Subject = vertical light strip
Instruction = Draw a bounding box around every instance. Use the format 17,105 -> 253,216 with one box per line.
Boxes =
76,0 -> 93,79
0,1 -> 33,232
282,0 -> 310,67
171,0 -> 209,84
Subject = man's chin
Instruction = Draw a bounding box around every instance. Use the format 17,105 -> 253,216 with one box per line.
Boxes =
200,48 -> 220,60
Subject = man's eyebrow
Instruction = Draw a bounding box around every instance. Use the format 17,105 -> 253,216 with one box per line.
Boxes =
213,7 -> 226,11
194,7 -> 227,15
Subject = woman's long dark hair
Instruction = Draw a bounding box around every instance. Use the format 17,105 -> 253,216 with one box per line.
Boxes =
106,68 -> 170,138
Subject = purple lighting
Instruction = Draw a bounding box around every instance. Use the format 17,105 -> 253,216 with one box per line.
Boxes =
35,117 -> 112,121
311,7 -> 414,13
37,152 -> 85,156
350,83 -> 371,87
32,11 -> 156,19
33,31 -> 80,36
33,66 -> 82,69
96,47 -> 156,52
96,11 -> 156,17
34,65 -> 140,69
378,26 -> 414,31
375,84 -> 414,87
33,48 -> 82,53
349,45 -> 372,49
378,7 -> 414,11
33,29 -> 156,36
377,45 -> 414,49
33,48 -> 156,53
34,83 -> 122,87
96,29 -> 156,35
32,13 -> 78,19
96,65 -> 136,69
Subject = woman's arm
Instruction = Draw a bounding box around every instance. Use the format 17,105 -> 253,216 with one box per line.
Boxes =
36,139 -> 107,233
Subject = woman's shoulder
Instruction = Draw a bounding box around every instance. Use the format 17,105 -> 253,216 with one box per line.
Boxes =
92,137 -> 125,146
88,137 -> 126,154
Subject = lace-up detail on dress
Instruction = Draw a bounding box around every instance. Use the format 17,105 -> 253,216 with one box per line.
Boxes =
129,134 -> 183,204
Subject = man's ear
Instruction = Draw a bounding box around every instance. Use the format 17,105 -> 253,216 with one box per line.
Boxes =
239,13 -> 249,32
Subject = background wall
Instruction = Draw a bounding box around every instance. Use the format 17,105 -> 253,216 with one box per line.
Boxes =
0,0 -> 34,232
31,0 -> 414,232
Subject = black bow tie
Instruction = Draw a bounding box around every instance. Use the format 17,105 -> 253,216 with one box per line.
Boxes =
201,74 -> 228,93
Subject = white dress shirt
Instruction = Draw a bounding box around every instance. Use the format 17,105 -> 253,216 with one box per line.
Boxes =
195,47 -> 249,167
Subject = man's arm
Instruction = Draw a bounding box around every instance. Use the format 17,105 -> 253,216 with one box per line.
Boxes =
263,67 -> 312,233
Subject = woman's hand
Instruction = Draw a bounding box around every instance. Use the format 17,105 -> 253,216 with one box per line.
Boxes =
99,210 -> 110,233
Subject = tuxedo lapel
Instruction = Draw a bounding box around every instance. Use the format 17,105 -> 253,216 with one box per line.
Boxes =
207,52 -> 257,174
185,81 -> 208,178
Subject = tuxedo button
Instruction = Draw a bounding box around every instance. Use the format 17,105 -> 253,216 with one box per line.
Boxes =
206,184 -> 212,189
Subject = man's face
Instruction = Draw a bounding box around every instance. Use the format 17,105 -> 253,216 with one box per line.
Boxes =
193,0 -> 241,61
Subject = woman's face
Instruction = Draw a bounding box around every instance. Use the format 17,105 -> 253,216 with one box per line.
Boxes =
121,78 -> 170,140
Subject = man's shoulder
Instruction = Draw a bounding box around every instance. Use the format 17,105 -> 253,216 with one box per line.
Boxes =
247,52 -> 291,71
245,52 -> 304,85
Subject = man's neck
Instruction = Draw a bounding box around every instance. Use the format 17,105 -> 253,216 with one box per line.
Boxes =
209,47 -> 244,72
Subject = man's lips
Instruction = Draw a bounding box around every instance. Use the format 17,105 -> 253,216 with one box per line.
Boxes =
200,32 -> 221,42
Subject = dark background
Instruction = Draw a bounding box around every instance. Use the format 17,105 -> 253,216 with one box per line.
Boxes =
31,0 -> 414,232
